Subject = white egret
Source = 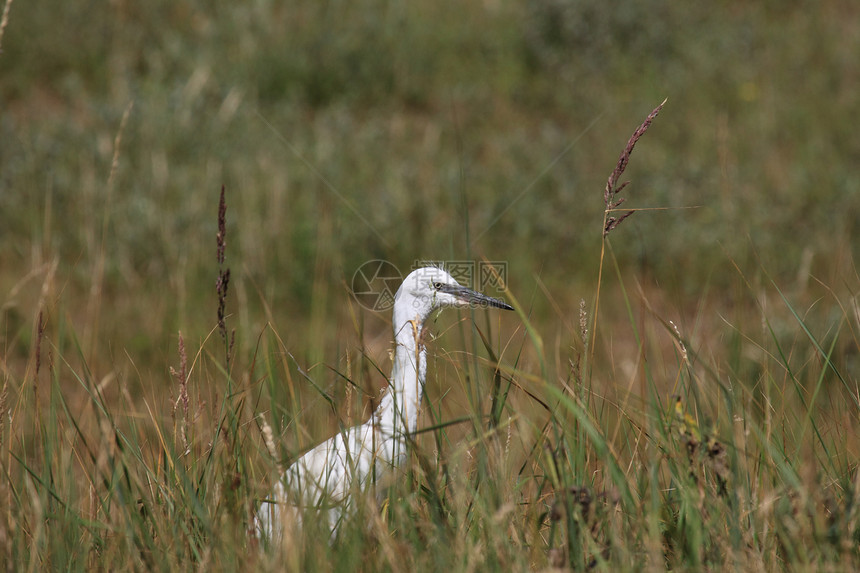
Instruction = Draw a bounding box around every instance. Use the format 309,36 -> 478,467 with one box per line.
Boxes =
256,266 -> 513,540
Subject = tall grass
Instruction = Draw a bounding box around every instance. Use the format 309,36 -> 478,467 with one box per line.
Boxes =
2,1 -> 860,570
3,97 -> 859,571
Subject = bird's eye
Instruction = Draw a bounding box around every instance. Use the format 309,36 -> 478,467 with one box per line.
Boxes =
432,282 -> 443,290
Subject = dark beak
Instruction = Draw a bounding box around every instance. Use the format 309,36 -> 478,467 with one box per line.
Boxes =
437,283 -> 514,311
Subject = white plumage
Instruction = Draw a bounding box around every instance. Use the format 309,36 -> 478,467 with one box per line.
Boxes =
256,266 -> 513,540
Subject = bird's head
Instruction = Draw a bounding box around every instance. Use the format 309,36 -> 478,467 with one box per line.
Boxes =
395,267 -> 513,323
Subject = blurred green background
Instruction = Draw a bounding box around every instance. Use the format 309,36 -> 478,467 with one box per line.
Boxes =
1,0 -> 858,379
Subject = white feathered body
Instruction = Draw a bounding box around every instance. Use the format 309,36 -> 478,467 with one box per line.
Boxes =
256,266 -> 511,540
257,314 -> 427,537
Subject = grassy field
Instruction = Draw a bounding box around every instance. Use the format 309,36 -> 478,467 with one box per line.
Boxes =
2,0 -> 860,570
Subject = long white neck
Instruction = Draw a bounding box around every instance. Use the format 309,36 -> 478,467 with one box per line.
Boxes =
375,313 -> 427,440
